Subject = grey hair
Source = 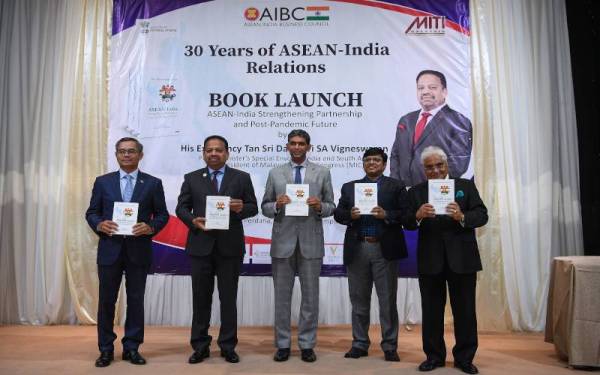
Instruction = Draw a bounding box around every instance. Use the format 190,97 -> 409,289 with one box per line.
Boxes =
420,146 -> 448,165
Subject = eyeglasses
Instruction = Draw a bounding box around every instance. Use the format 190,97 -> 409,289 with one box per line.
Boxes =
117,149 -> 139,155
424,162 -> 446,172
363,157 -> 384,164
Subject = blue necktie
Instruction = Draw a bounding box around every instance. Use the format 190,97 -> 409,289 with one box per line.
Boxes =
123,174 -> 134,202
211,171 -> 220,193
294,166 -> 302,184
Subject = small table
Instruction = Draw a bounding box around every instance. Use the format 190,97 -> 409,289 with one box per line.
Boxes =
545,256 -> 600,367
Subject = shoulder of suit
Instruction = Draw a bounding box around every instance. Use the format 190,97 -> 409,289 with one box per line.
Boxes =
381,175 -> 405,187
400,109 -> 420,120
225,166 -> 250,177
96,171 -> 119,182
306,160 -> 329,172
408,180 -> 428,191
186,168 -> 207,178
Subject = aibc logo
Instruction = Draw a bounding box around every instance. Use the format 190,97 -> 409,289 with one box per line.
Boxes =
243,6 -> 330,23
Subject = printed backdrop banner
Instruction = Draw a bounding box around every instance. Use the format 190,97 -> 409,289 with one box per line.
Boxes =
109,0 -> 472,277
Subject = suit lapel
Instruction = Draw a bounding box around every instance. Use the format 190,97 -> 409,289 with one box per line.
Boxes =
130,171 -> 147,202
200,168 -> 214,193
303,161 -> 315,185
112,172 -> 123,201
219,165 -> 233,194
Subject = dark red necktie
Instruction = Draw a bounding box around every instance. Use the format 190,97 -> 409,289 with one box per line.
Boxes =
413,112 -> 431,146
211,171 -> 220,193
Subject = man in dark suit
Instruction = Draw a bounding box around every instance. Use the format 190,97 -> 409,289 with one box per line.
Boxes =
405,146 -> 488,374
176,135 -> 258,364
86,137 -> 169,367
390,70 -> 472,187
334,147 -> 409,362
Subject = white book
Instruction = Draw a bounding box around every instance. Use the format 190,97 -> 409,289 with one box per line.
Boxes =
354,183 -> 378,215
428,179 -> 455,215
112,202 -> 139,235
285,184 -> 309,216
205,196 -> 230,230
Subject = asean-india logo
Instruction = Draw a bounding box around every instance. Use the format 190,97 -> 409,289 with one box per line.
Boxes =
123,208 -> 134,217
364,188 -> 374,197
295,189 -> 305,198
159,84 -> 176,102
244,7 -> 259,21
216,201 -> 226,210
440,185 -> 450,194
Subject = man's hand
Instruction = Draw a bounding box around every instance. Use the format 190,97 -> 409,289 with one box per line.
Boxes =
230,198 -> 243,213
446,202 -> 464,222
371,206 -> 386,220
350,207 -> 361,220
416,203 -> 436,220
192,217 -> 209,231
275,194 -> 291,209
97,220 -> 118,236
132,222 -> 153,236
307,196 -> 322,213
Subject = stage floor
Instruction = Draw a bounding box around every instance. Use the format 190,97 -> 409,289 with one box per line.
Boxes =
0,325 -> 576,374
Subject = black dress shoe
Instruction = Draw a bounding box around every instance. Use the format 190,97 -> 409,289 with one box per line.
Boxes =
344,347 -> 368,359
220,349 -> 240,363
95,351 -> 114,367
384,350 -> 400,362
122,350 -> 146,365
301,348 -> 317,362
454,362 -> 479,374
273,348 -> 290,362
418,359 -> 445,371
188,347 -> 210,364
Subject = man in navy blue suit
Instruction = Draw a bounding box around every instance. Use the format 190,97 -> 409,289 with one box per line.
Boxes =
390,70 -> 473,187
86,137 -> 169,367
334,147 -> 409,362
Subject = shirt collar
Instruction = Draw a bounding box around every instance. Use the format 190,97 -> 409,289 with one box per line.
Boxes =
290,159 -> 308,168
207,165 -> 227,175
420,103 -> 445,118
362,174 -> 384,183
119,169 -> 139,179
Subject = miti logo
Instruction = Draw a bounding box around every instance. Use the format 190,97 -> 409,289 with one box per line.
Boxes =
243,6 -> 330,22
405,16 -> 446,35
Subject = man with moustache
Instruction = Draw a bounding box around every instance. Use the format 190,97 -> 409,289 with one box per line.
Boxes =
86,137 -> 169,367
405,146 -> 488,374
262,129 -> 335,363
176,135 -> 258,364
390,70 -> 473,187
334,147 -> 409,362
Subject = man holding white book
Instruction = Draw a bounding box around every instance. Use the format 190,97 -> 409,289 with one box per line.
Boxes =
261,129 -> 335,363
85,137 -> 169,367
405,146 -> 488,374
176,135 -> 258,364
333,147 -> 409,362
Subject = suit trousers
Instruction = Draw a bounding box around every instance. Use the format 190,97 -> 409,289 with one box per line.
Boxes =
97,240 -> 149,352
272,242 -> 322,349
346,241 -> 399,351
189,250 -> 242,352
418,259 -> 477,364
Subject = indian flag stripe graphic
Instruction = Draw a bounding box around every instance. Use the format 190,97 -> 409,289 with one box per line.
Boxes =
306,5 -> 330,21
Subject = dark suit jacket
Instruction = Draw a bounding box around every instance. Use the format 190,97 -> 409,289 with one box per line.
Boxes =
85,171 -> 169,266
390,104 -> 472,186
405,178 -> 488,275
334,175 -> 409,265
175,165 -> 258,257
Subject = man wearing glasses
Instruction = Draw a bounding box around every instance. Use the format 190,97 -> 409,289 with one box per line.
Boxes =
86,137 -> 169,367
405,146 -> 487,374
333,147 -> 409,362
